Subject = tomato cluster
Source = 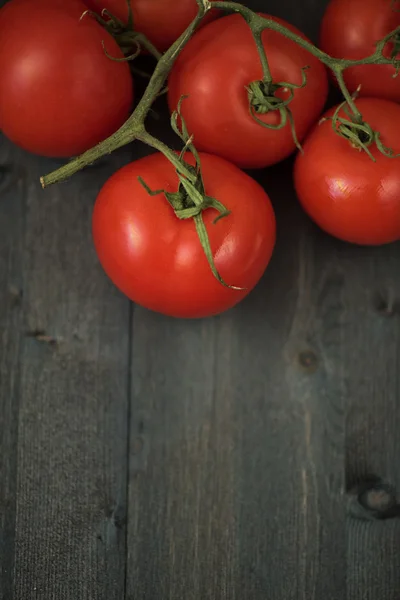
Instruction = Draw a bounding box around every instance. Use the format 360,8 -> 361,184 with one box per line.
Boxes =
1,0 -> 400,319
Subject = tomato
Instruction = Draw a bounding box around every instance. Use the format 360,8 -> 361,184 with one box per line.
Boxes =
167,13 -> 328,170
83,0 -> 224,52
92,152 -> 276,318
320,0 -> 400,102
0,0 -> 133,158
293,98 -> 400,245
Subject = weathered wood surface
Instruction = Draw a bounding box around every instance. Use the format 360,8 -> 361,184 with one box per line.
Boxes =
0,137 -> 134,599
0,0 -> 400,598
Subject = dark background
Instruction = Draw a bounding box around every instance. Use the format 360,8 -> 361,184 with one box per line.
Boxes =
1,0 -> 400,598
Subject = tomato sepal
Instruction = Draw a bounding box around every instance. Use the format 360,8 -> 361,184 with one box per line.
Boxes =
81,0 -> 162,60
138,96 -> 245,291
320,95 -> 400,162
246,65 -> 310,154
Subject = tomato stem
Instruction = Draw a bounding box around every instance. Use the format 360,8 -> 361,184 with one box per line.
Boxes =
332,67 -> 363,123
138,131 -> 196,182
250,24 -> 273,86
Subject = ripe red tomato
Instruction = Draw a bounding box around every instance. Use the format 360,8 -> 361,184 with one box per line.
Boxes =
167,13 -> 328,170
0,0 -> 133,158
320,0 -> 400,102
293,97 -> 400,245
83,0 -> 223,52
92,152 -> 276,318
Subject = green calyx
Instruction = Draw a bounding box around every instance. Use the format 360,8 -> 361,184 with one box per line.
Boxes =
321,98 -> 400,162
81,0 -> 162,61
246,66 -> 309,152
139,96 -> 244,291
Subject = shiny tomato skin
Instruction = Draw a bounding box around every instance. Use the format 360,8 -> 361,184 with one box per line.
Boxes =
92,152 -> 276,318
293,98 -> 400,246
0,0 -> 133,158
320,0 -> 400,102
167,13 -> 329,170
83,0 -> 223,52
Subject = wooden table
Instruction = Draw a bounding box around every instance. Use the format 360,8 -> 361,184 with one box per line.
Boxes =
1,0 -> 400,598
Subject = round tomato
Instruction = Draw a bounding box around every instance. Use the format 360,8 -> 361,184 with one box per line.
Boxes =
167,13 -> 328,170
320,0 -> 400,102
293,97 -> 400,245
92,152 -> 276,318
0,0 -> 133,158
83,0 -> 224,52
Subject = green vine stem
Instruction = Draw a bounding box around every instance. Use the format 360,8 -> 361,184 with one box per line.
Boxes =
250,24 -> 273,85
331,66 -> 363,123
41,0 -> 400,188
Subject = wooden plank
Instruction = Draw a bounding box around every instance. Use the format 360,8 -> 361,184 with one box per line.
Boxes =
232,165 -> 347,600
9,144 -> 132,599
343,243 -> 400,600
0,138 -> 24,600
127,314 -> 239,600
0,2 -> 20,597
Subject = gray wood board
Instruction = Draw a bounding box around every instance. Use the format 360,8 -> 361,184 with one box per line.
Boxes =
0,137 -> 134,600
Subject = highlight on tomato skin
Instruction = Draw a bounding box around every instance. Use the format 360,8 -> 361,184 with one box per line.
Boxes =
0,0 -> 134,158
92,152 -> 277,319
293,97 -> 400,246
167,13 -> 329,170
83,0 -> 224,53
319,0 -> 400,102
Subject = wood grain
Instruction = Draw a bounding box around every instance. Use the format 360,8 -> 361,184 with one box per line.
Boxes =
127,313 -> 238,600
342,242 -> 400,600
234,163 -> 347,600
4,143 -> 133,600
0,138 -> 24,600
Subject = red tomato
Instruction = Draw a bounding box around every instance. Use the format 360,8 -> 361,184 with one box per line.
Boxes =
293,97 -> 400,245
0,0 -> 133,158
92,152 -> 276,318
83,0 -> 223,52
320,0 -> 400,102
167,13 -> 328,170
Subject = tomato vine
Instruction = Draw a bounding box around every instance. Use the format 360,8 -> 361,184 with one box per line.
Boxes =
41,0 -> 400,189
39,0 -> 400,286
